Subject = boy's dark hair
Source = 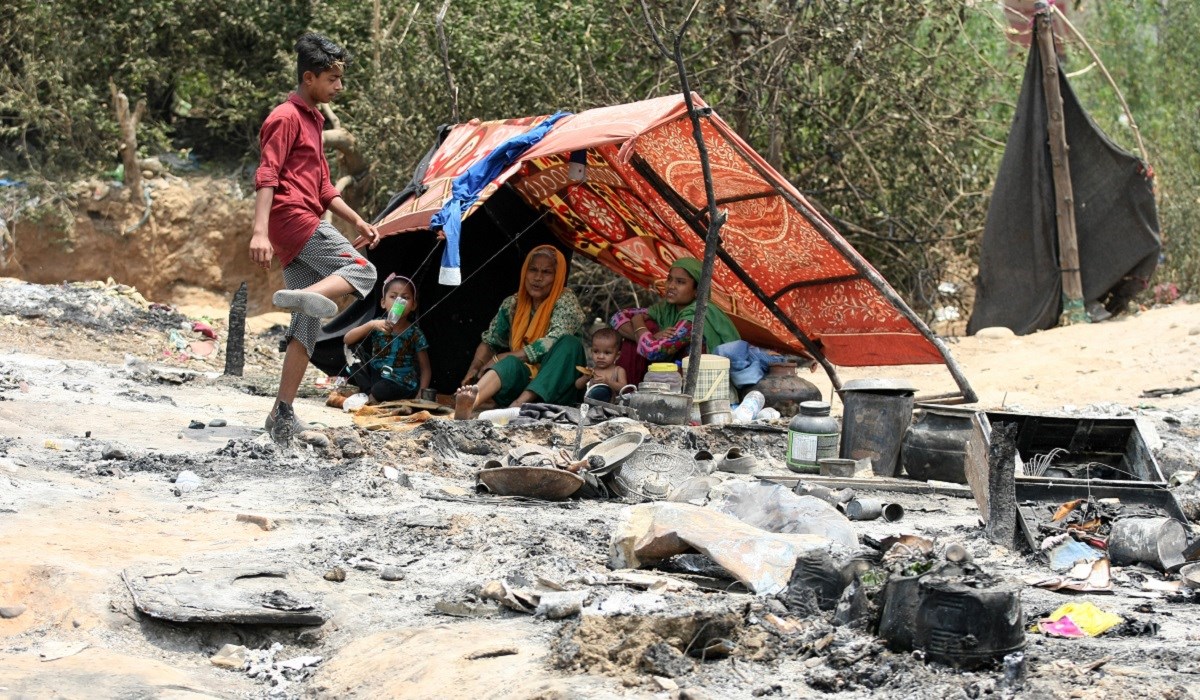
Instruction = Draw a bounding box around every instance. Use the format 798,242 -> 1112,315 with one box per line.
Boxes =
591,327 -> 620,347
295,33 -> 350,84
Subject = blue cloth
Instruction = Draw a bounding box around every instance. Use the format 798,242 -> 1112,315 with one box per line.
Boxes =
714,340 -> 787,388
430,112 -> 572,285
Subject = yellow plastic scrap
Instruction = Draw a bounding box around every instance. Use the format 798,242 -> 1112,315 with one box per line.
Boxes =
1045,601 -> 1123,637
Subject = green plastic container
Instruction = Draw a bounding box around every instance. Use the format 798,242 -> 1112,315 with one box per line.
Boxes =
786,400 -> 840,474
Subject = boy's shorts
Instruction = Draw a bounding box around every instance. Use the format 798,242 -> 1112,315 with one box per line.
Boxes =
283,221 -> 377,356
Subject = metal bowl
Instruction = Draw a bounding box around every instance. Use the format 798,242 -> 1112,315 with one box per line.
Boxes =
476,466 -> 585,500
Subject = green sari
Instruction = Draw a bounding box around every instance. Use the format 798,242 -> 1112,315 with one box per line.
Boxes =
646,257 -> 740,351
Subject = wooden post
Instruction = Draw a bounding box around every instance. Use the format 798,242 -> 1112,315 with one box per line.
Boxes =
1034,5 -> 1089,325
435,0 -> 460,123
224,282 -> 248,377
985,422 -> 1019,548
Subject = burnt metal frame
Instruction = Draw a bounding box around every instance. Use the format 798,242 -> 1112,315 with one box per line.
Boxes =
630,124 -> 978,403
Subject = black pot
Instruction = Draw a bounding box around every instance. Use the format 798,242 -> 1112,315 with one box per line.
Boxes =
901,407 -> 974,483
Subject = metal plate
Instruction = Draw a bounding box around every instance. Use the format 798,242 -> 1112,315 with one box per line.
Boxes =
839,378 -> 917,394
579,431 -> 645,477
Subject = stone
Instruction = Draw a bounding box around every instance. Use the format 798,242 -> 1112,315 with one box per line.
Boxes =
380,567 -> 405,582
101,446 -> 129,461
188,420 -> 206,429
236,514 -> 276,531
298,431 -> 330,448
0,604 -> 27,619
124,564 -> 327,626
173,470 -> 202,496
535,590 -> 588,620
323,567 -> 346,583
640,642 -> 693,678
208,418 -> 228,428
338,437 -> 364,459
653,676 -> 679,691
210,643 -> 250,670
974,326 -> 1016,339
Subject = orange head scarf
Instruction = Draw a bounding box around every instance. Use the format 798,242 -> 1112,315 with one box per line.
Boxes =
510,245 -> 567,352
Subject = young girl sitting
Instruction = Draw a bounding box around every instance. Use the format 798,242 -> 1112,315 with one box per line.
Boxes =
344,274 -> 431,403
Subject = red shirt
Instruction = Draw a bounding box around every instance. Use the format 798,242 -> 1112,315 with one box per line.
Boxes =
254,93 -> 341,267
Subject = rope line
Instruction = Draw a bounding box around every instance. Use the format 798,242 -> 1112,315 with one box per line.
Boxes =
340,211 -> 549,386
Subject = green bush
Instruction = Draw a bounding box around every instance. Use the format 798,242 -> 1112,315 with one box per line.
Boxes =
2,0 -> 1196,308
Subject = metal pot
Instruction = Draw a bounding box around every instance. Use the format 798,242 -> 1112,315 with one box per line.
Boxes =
626,390 -> 692,426
751,362 -> 822,416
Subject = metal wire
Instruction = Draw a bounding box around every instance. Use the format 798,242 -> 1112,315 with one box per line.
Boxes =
1024,447 -> 1068,477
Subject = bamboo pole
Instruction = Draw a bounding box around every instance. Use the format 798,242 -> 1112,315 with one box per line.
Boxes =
639,0 -> 725,400
1034,5 -> 1089,325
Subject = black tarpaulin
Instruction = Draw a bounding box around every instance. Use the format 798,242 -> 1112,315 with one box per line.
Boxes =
968,23 -> 1160,336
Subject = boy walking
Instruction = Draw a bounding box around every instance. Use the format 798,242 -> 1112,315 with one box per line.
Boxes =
251,33 -> 379,445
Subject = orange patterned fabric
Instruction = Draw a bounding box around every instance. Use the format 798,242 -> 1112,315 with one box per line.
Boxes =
374,95 -> 947,368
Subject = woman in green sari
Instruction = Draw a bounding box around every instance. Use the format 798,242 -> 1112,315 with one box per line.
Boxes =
455,245 -> 586,418
610,257 -> 740,384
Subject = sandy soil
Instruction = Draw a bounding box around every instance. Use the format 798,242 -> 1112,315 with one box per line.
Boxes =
803,302 -> 1200,414
0,279 -> 1197,699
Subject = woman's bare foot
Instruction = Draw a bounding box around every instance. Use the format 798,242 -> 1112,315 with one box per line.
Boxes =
454,385 -> 478,420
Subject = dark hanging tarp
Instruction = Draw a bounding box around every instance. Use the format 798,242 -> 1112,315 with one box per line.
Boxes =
967,24 -> 1160,336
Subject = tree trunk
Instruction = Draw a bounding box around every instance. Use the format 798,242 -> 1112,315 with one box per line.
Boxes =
110,82 -> 146,203
319,104 -> 373,217
723,0 -> 751,137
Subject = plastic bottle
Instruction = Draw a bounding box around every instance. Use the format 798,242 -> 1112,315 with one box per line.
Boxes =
477,406 -> 522,425
643,362 -> 683,394
757,407 -> 781,422
732,390 -> 765,423
342,392 -> 370,412
786,400 -> 840,473
386,298 -> 408,325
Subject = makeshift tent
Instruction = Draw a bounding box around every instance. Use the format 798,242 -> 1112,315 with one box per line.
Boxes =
314,94 -> 975,401
967,21 -> 1160,335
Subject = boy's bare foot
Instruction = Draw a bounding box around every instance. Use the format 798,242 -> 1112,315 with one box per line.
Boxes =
454,385 -> 478,420
273,290 -> 338,318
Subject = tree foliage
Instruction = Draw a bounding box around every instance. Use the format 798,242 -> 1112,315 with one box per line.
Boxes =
1067,0 -> 1200,295
1,0 -> 1196,311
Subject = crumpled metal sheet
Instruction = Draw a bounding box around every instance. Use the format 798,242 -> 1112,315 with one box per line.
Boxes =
608,502 -> 833,595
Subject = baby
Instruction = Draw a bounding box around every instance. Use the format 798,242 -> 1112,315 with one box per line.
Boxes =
576,327 -> 627,402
